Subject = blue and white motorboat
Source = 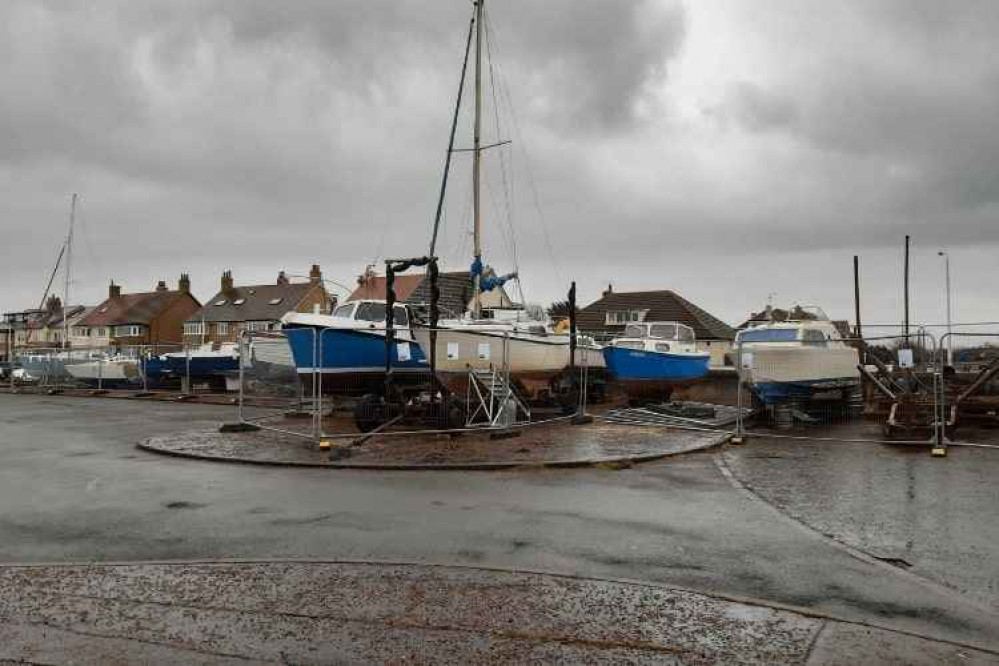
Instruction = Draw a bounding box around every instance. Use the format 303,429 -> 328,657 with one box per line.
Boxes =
735,305 -> 859,405
602,322 -> 710,402
281,299 -> 428,396
162,343 -> 240,381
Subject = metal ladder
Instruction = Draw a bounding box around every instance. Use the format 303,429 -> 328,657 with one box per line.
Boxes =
466,367 -> 530,427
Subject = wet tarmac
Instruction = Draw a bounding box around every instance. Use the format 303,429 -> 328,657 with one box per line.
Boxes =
723,423 -> 999,611
2,394 -> 999,657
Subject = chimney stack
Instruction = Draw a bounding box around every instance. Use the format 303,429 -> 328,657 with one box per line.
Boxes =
45,294 -> 62,313
276,270 -> 289,286
155,280 -> 168,292
309,264 -> 322,285
109,280 -> 121,300
178,273 -> 191,294
221,270 -> 234,294
602,283 -> 613,298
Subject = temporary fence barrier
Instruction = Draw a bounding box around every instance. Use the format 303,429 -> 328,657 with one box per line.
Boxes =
235,329 -> 320,441
229,323 -> 594,443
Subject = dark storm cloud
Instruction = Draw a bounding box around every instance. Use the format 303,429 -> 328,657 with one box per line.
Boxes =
0,0 -> 997,324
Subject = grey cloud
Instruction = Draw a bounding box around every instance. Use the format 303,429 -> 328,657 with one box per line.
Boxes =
724,82 -> 799,133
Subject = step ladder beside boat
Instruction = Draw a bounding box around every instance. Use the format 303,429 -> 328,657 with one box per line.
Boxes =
466,367 -> 530,428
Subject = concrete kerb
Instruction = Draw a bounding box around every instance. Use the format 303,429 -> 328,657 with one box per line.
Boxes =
137,431 -> 733,471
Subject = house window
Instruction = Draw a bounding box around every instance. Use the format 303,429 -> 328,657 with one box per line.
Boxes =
245,321 -> 271,332
183,322 -> 205,336
606,310 -> 647,325
217,322 -> 229,336
72,326 -> 89,337
114,325 -> 143,337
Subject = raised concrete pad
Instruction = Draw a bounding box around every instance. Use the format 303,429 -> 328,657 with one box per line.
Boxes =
1,561 -> 991,665
140,421 -> 729,469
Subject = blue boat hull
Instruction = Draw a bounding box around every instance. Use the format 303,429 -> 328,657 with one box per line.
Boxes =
285,326 -> 429,396
164,355 -> 239,379
603,347 -> 710,401
750,378 -> 858,405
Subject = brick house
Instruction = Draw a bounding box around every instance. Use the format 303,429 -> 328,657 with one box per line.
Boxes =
77,275 -> 201,349
576,285 -> 736,367
182,266 -> 330,346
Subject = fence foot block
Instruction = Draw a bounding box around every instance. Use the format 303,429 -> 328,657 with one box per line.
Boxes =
931,446 -> 947,457
730,435 -> 747,445
490,429 -> 522,440
571,414 -> 594,426
45,388 -> 63,395
284,410 -> 312,419
219,422 -> 261,433
132,391 -> 153,398
173,394 -> 198,402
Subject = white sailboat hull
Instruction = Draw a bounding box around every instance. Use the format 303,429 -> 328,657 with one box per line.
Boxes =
412,327 -> 570,395
66,359 -> 140,382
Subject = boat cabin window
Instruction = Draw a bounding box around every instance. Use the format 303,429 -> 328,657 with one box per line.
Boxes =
353,302 -> 409,326
623,324 -> 647,338
802,329 -> 827,347
650,324 -> 678,340
678,326 -> 694,342
333,303 -> 356,318
354,302 -> 386,323
655,342 -> 672,353
737,328 -> 798,344
615,340 -> 645,350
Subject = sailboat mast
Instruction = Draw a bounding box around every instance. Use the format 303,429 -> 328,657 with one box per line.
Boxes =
471,0 -> 484,318
63,193 -> 77,350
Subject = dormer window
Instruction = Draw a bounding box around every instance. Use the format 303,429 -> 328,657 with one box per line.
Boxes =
233,298 -> 246,306
214,299 -> 227,306
606,309 -> 648,325
268,298 -> 283,305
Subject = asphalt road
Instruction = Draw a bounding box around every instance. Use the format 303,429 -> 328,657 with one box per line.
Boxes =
1,394 -> 998,653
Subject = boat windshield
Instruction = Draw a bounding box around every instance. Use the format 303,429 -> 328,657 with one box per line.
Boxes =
649,324 -> 677,340
615,340 -> 644,350
623,324 -> 647,338
738,328 -> 798,343
333,303 -> 356,318
353,302 -> 408,326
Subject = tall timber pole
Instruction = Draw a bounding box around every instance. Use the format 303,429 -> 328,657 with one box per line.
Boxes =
903,235 -> 910,344
853,255 -> 862,340
470,0 -> 484,318
63,193 -> 77,350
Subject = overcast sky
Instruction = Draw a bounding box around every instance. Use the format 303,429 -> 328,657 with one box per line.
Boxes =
2,0 -> 997,330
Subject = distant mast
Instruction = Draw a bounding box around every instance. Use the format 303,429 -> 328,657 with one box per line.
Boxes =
63,193 -> 77,350
471,0 -> 484,318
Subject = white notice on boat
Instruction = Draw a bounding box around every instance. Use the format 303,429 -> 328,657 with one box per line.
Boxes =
397,342 -> 411,362
477,343 -> 490,361
447,342 -> 460,360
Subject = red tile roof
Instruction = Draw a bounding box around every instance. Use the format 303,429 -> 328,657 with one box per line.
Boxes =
348,275 -> 424,302
81,291 -> 192,327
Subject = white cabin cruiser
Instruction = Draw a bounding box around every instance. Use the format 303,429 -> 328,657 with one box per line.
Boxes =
735,305 -> 859,404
